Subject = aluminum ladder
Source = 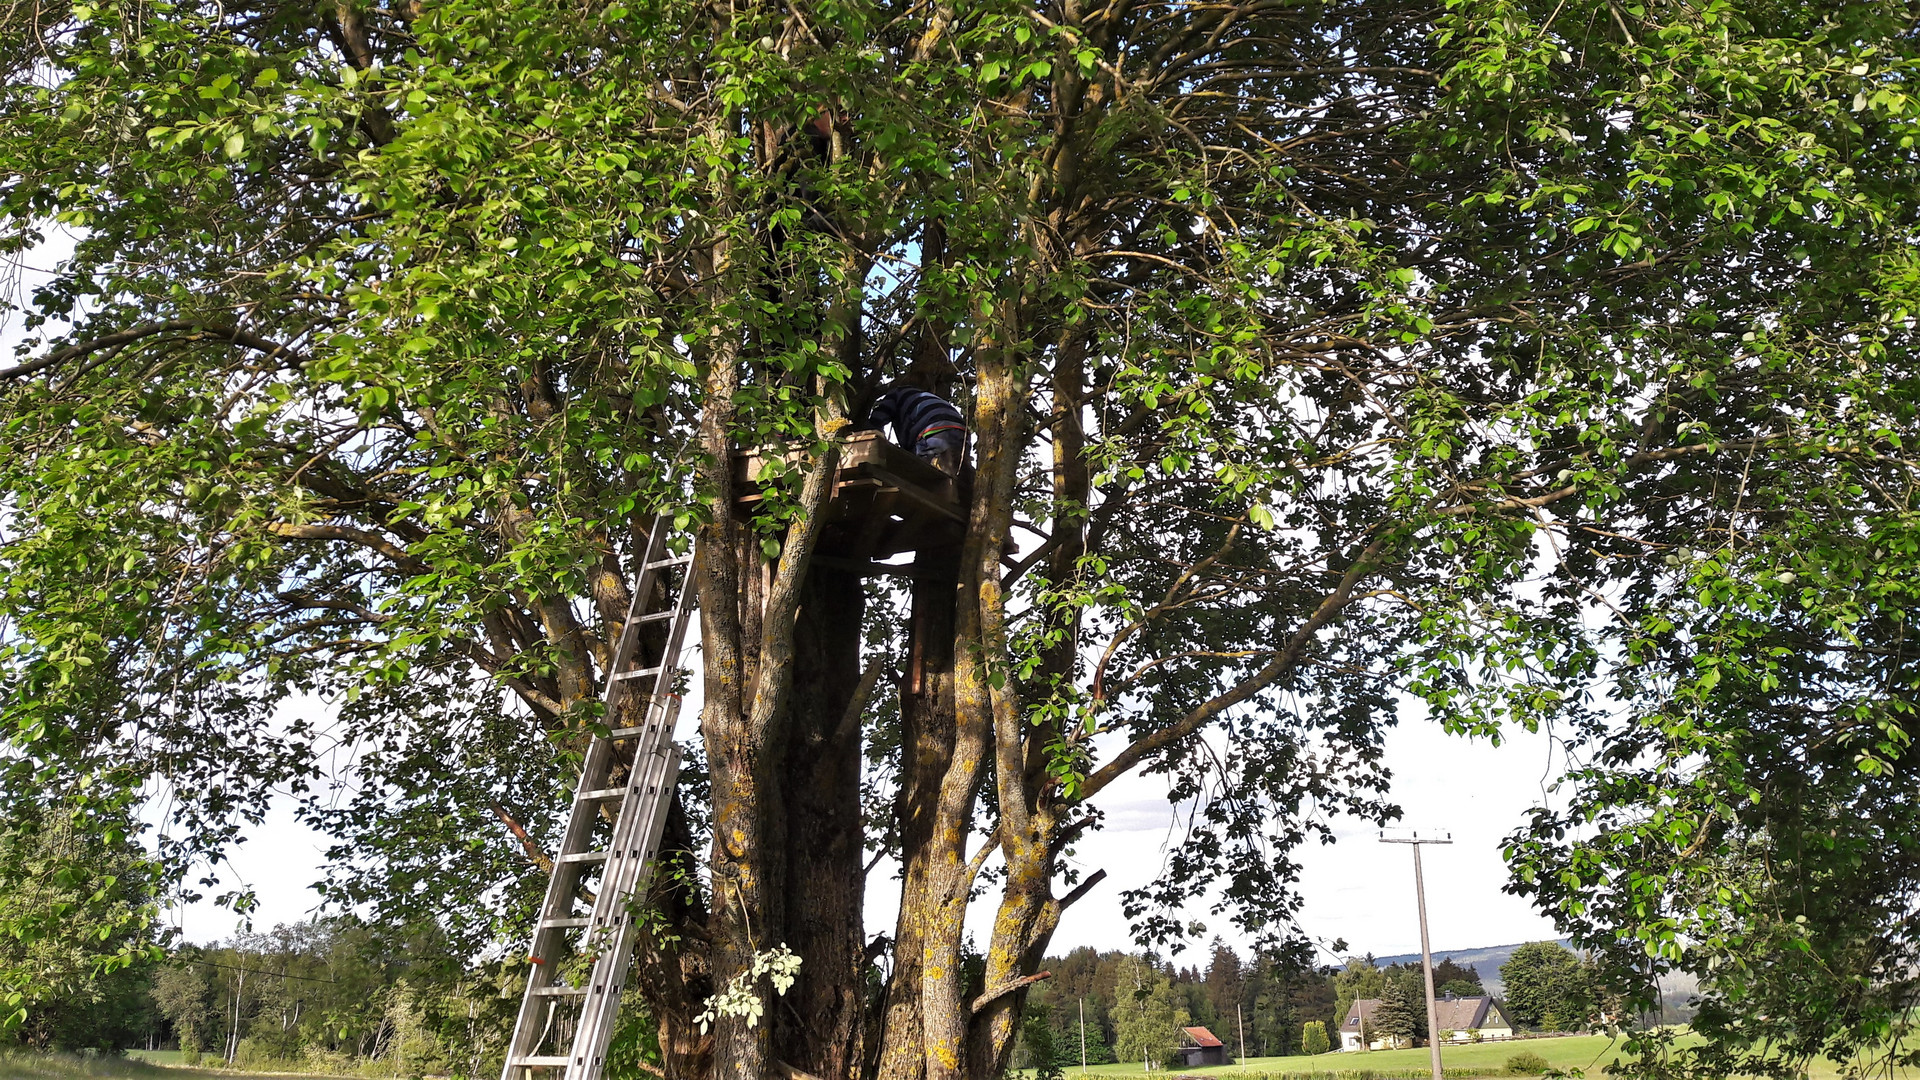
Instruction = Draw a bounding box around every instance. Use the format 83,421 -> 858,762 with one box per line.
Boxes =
502,516 -> 695,1080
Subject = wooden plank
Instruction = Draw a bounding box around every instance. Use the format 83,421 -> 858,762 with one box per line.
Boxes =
863,465 -> 966,524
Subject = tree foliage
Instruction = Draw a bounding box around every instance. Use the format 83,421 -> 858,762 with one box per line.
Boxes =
1371,978 -> 1417,1048
1498,943 -> 1593,1034
4,0 -> 1919,1075
1301,1021 -> 1330,1056
149,919 -> 522,1074
1331,960 -> 1385,1046
1432,958 -> 1483,1000
1109,957 -> 1189,1071
0,804 -> 161,1050
1028,944 -> 1332,1063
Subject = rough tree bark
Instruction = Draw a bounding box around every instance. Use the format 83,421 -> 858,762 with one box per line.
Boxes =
776,564 -> 868,1079
874,542 -> 961,1080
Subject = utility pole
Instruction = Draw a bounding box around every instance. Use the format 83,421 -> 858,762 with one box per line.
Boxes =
1237,1002 -> 1247,1067
1080,998 -> 1088,1075
1380,828 -> 1453,1080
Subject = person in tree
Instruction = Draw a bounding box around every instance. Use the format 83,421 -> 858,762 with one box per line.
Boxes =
866,381 -> 968,475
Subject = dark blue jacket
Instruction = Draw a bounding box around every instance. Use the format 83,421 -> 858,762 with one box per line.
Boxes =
868,387 -> 964,447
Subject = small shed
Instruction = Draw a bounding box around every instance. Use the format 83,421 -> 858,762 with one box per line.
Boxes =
1175,1025 -> 1231,1067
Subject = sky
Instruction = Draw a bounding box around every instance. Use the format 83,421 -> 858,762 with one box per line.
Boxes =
166,697 -> 1569,960
1053,710 -> 1568,961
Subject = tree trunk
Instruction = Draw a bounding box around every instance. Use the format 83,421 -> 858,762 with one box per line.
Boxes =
872,544 -> 961,1080
638,792 -> 714,1079
947,343 -> 1038,1079
702,527 -> 784,1080
775,563 -> 868,1080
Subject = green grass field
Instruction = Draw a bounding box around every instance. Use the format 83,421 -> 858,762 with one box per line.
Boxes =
0,1051 -> 231,1079
0,1050 -> 364,1079
1036,1032 -> 1881,1080
4,1034 -> 1899,1080
1041,1035 -> 1631,1078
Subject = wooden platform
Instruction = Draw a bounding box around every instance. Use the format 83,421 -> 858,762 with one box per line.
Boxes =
732,430 -> 966,561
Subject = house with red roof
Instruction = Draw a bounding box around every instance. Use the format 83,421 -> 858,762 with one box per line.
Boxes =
1174,1025 -> 1232,1067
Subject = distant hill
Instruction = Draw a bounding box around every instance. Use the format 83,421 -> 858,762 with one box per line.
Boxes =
1363,940 -> 1573,994
1362,940 -> 1699,1011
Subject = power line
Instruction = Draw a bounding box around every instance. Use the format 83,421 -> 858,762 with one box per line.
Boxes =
175,957 -> 337,984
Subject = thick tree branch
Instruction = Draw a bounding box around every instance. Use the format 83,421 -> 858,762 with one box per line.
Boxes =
970,971 -> 1052,1015
491,803 -> 554,874
446,639 -> 565,719
831,657 -> 889,748
265,522 -> 426,572
1057,867 -> 1108,911
745,430 -> 844,739
0,320 -> 308,380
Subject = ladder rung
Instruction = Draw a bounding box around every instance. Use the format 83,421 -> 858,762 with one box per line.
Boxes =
646,555 -> 693,570
612,666 -> 663,681
632,610 -> 676,624
532,984 -> 590,996
541,916 -> 591,928
559,851 -> 609,865
609,725 -> 666,740
577,788 -> 625,802
512,1055 -> 573,1067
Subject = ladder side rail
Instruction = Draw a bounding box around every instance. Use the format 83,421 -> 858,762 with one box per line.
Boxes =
595,742 -> 682,992
550,738 -> 666,1078
588,560 -> 693,922
588,704 -> 679,926
581,706 -> 676,935
536,513 -> 674,929
576,561 -> 694,953
598,517 -> 675,702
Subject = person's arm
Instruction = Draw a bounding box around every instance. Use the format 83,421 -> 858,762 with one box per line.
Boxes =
867,391 -> 900,441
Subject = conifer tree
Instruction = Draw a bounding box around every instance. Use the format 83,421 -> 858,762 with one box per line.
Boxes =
1371,980 -> 1417,1050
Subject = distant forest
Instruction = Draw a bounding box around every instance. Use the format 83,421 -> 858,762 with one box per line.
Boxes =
13,917 -> 1505,1074
1013,944 -> 1489,1068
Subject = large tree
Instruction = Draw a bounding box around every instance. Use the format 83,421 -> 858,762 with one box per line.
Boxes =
1370,977 -> 1417,1049
0,803 -> 160,1051
1498,942 -> 1589,1033
5,0 -> 1919,1079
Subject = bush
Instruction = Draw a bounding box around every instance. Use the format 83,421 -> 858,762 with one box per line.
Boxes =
235,1028 -> 302,1068
604,996 -> 664,1080
1506,1051 -> 1550,1075
1301,1021 -> 1331,1056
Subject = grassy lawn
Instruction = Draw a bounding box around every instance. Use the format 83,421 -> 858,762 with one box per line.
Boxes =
0,1051 -> 232,1079
1040,1032 -> 1892,1080
1042,1035 -> 1633,1078
0,1050 -> 366,1079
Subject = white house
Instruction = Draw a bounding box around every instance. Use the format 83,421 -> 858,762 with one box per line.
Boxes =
1338,995 -> 1515,1051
